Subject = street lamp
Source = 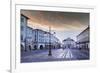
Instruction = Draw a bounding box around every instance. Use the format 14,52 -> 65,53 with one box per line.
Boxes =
48,26 -> 52,56
44,26 -> 56,56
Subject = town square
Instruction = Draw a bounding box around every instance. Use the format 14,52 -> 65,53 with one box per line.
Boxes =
20,10 -> 89,63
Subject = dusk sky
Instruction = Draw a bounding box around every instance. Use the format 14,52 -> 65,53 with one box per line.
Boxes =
21,10 -> 89,42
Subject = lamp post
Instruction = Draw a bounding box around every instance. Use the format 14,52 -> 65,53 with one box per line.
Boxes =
44,26 -> 56,56
48,26 -> 52,56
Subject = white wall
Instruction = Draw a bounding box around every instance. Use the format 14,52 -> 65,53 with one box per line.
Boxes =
0,0 -> 100,73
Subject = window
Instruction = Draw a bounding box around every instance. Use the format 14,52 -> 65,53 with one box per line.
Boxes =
21,17 -> 24,23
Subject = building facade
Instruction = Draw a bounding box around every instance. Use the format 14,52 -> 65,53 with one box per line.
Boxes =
33,29 -> 61,50
62,38 -> 76,49
26,26 -> 35,51
77,27 -> 89,50
33,29 -> 45,50
20,14 -> 29,51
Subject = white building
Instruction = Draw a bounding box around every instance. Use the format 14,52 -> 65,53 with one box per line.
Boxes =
26,26 -> 35,51
21,14 -> 29,51
44,32 -> 61,49
77,26 -> 89,50
33,29 -> 45,50
62,38 -> 76,49
33,29 -> 61,50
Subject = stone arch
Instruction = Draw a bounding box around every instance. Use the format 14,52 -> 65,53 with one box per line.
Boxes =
40,45 -> 43,50
29,45 -> 31,51
34,45 -> 37,50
